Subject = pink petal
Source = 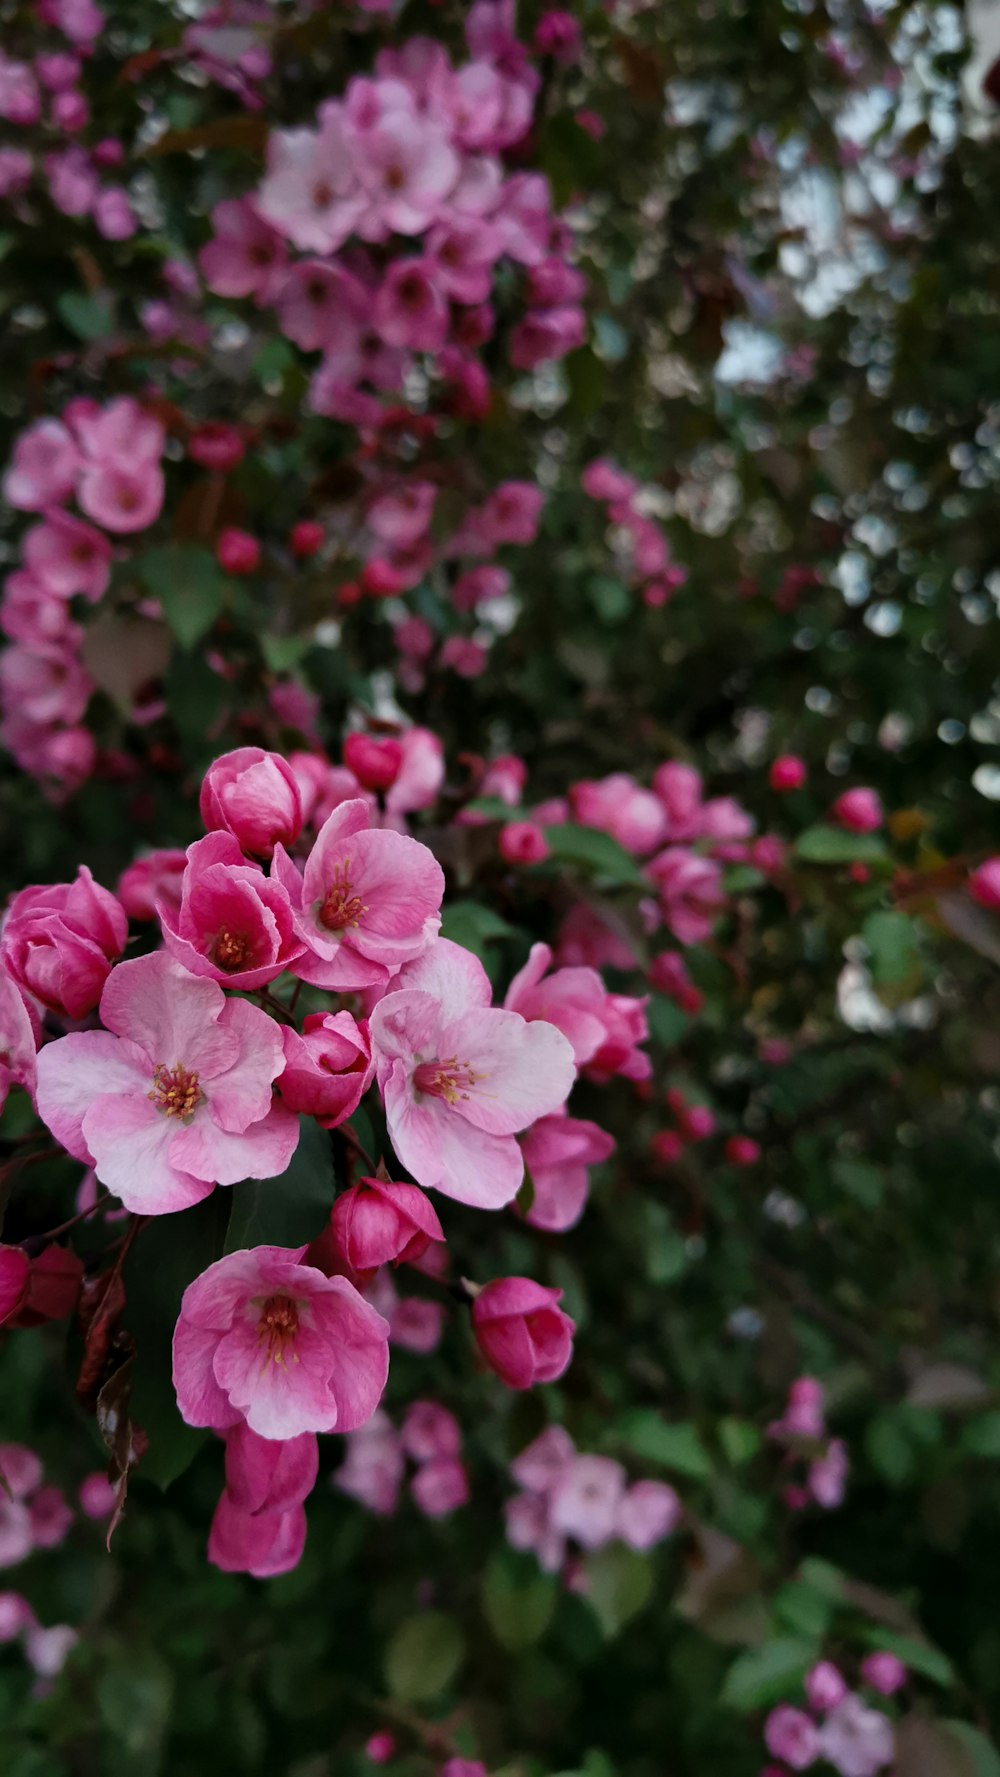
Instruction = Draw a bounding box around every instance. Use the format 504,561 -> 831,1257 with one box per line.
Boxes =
35,1031 -> 147,1163
83,1091 -> 214,1214
209,998 -> 286,1133
169,1100 -> 299,1187
172,1316 -> 242,1430
383,1065 -> 523,1207
99,952 -> 238,1078
438,1007 -> 576,1135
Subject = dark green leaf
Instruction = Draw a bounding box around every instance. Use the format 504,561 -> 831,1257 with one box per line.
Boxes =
225,1117 -> 336,1252
136,546 -> 228,650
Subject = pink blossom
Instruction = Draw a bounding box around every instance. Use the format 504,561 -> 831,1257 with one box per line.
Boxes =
256,116 -> 364,254
375,258 -> 450,352
208,1492 -> 307,1579
354,109 -> 458,235
0,572 -> 77,647
78,1473 -> 116,1520
2,865 -> 126,1019
555,902 -> 637,971
510,306 -> 586,369
520,1111 -> 614,1231
452,565 -> 510,612
29,1487 -> 72,1550
276,1013 -> 374,1130
534,10 -> 583,63
328,1176 -> 443,1281
216,528 -> 260,576
174,1244 -> 389,1440
367,483 -> 437,549
504,941 -> 609,1065
725,1135 -> 761,1166
72,396 -> 164,467
504,1489 -> 565,1573
199,198 -> 288,302
647,848 -> 725,946
387,1291 -> 446,1354
343,733 -> 404,793
25,1622 -> 77,1679
366,1733 -> 396,1764
500,822 -> 550,864
511,1424 -> 576,1493
0,974 -> 37,1113
764,1704 -> 820,1770
648,950 -> 703,1015
0,644 -> 91,737
816,1695 -> 894,1777
472,1277 -> 574,1389
0,57 -> 40,125
224,1422 -> 319,1518
550,1454 -> 627,1550
571,773 -> 667,854
159,832 -> 305,989
585,994 -> 650,1084
832,788 -> 883,833
45,146 -> 98,216
23,511 -> 111,601
1,1244 -> 81,1328
93,187 -> 138,241
770,754 -> 807,792
335,1411 -> 405,1515
35,952 -> 298,1215
411,1457 -> 469,1518
806,1661 -> 849,1714
400,1400 -> 461,1464
0,149 -> 32,198
616,1480 -> 681,1550
277,260 -> 365,353
651,762 -> 704,840
290,521 -> 325,560
969,858 -> 1000,909
0,1592 -> 34,1640
478,480 -> 544,546
2,420 -> 80,511
273,798 -> 444,992
859,1651 -> 906,1696
496,173 -> 551,266
809,1438 -> 849,1508
200,746 -> 304,859
46,0 -> 105,44
370,937 -> 576,1209
116,849 -> 186,922
428,216 -> 503,303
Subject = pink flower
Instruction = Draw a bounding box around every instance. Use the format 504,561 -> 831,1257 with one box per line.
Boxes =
370,938 -> 576,1209
550,1454 -> 627,1550
273,798 -> 444,992
809,1437 -> 849,1508
355,108 -> 458,235
534,9 -> 583,62
520,1111 -> 614,1232
200,747 -> 304,859
500,821 -> 550,864
335,1411 -> 405,1515
725,1135 -> 761,1167
764,1704 -> 820,1770
832,787 -> 883,833
2,420 -> 80,511
616,1480 -> 681,1550
510,306 -> 586,369
199,198 -> 288,302
23,511 -> 112,602
328,1176 -> 443,1281
216,528 -> 260,576
74,396 -> 163,471
375,258 -> 450,352
0,974 -> 37,1112
472,1277 -> 574,1389
223,1421 -> 319,1516
367,483 -> 437,549
208,1492 -> 307,1579
385,727 -> 445,816
276,1013 -> 374,1130
969,858 -> 1000,908
411,1457 -> 469,1518
277,260 -> 364,352
159,832 -> 304,989
504,941 -> 609,1065
570,773 -> 667,854
29,1486 -> 72,1550
400,1399 -> 461,1464
93,187 -> 138,241
2,865 -> 126,1019
290,521 -> 324,559
859,1652 -> 906,1696
805,1661 -> 849,1714
652,762 -> 705,840
585,994 -> 650,1084
256,116 -> 364,254
343,734 -> 404,794
116,849 -> 187,922
187,423 -> 245,473
0,1244 -> 81,1328
816,1695 -> 894,1777
174,1245 -> 389,1440
770,754 -> 807,792
478,480 -> 544,546
35,952 -> 298,1215
78,1473 -> 116,1520
388,1293 -> 445,1353
647,848 -> 726,946
511,1424 -> 576,1493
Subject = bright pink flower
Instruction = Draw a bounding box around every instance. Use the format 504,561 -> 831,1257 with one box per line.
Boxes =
223,1421 -> 319,1516
400,1400 -> 461,1464
764,1705 -> 820,1770
647,847 -> 725,946
510,306 -> 586,369
0,1592 -> 33,1641
806,1661 -> 849,1714
969,858 -> 1000,908
159,832 -> 304,989
335,1411 -> 404,1515
290,520 -> 325,560
428,216 -> 503,303
0,1248 -> 29,1324
478,481 -> 544,546
200,746 -> 304,859
0,974 -> 37,1112
520,1111 -> 614,1232
370,938 -> 576,1209
256,116 -> 364,254
411,1457 -> 469,1518
651,762 -> 704,839
277,1013 -> 374,1129
725,1134 -> 761,1167
571,773 -> 667,854
35,952 -> 298,1215
23,511 -> 112,601
273,798 -> 444,992
585,994 -> 650,1084
367,483 -> 437,549
471,1277 -> 574,1389
859,1651 -> 906,1696
770,754 -> 807,792
500,821 -> 550,864
816,1695 -> 894,1777
1,1244 -> 81,1328
2,420 -> 80,511
550,1454 -> 626,1550
174,1245 -> 389,1440
93,187 -> 138,241
343,733 -> 404,793
617,1480 -> 681,1550
374,258 -> 450,352
199,198 -> 288,302
215,528 -> 260,576
365,1732 -> 396,1764
2,865 -> 126,1019
832,787 -> 883,833
187,423 -> 245,473
208,1493 -> 306,1579
504,940 -> 608,1065
534,9 -> 583,62
648,950 -> 703,1014
116,849 -> 186,922
480,754 -> 527,806
329,1176 -> 443,1281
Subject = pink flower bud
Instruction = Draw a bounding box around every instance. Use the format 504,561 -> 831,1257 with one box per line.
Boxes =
7,1245 -> 83,1327
216,527 -> 260,576
500,821 -> 550,864
329,1177 -> 444,1283
410,1457 -> 469,1518
832,787 -> 883,833
969,858 -> 1000,909
764,1704 -> 820,1770
362,559 -> 409,599
471,1277 -> 574,1390
277,1013 -> 374,1130
343,733 -> 404,793
400,1400 -> 461,1464
199,746 -> 303,858
188,423 -> 245,473
769,754 -> 807,792
78,1472 -> 116,1519
680,1104 -> 715,1142
1,866 -> 127,1019
650,1130 -> 685,1165
860,1651 -> 906,1695
534,9 -> 583,63
805,1660 -> 849,1713
725,1135 -> 761,1167
116,848 -> 186,922
290,521 -> 324,560
365,1733 -> 396,1764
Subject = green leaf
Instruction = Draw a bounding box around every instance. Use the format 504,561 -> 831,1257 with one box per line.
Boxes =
862,910 -> 920,985
385,1612 -> 464,1702
831,1157 -> 885,1209
542,824 -> 647,886
943,1723 -> 1000,1777
718,1418 -> 762,1467
136,545 -> 228,650
482,1550 -> 558,1651
794,825 -> 888,864
585,1545 -> 653,1637
858,1629 -> 955,1688
720,1637 -> 818,1711
772,1581 -> 834,1638
647,995 -> 689,1048
225,1117 -> 336,1252
865,1412 -> 915,1486
57,292 -> 113,340
588,575 -> 631,624
440,899 -> 517,961
123,1194 -> 231,1489
97,1646 -> 174,1755
615,1412 -> 712,1478
961,1412 -> 1000,1458
260,633 -> 311,672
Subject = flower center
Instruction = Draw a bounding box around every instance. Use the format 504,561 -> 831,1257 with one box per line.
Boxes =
256,1293 -> 300,1366
213,926 -> 253,972
384,163 -> 406,191
148,1062 -> 203,1119
312,179 -> 334,208
412,1056 -> 483,1106
319,859 -> 367,932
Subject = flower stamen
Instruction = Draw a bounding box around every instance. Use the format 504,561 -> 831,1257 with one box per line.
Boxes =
148,1062 -> 203,1120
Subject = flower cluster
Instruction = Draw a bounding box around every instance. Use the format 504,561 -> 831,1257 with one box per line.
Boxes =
336,1400 -> 469,1521
504,1426 -> 682,1576
767,1378 -> 850,1512
0,1445 -> 73,1570
763,1654 -> 902,1775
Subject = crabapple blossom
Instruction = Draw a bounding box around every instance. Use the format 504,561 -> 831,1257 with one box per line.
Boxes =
520,1111 -> 615,1232
816,1695 -> 894,1777
968,858 -> 1000,908
35,952 -> 298,1214
216,528 -> 261,576
1,866 -> 127,1020
550,1454 -> 627,1550
860,1651 -> 906,1695
2,420 -> 81,511
327,1176 -> 444,1282
335,1411 -> 405,1515
770,754 -> 807,792
832,788 -> 883,833
471,1277 -> 574,1389
647,848 -> 725,946
199,747 -> 304,859
411,1457 -> 469,1518
616,1480 -> 682,1551
343,733 -> 404,793
0,1244 -> 82,1328
159,832 -> 305,989
276,1012 -> 374,1128
764,1705 -> 820,1770
173,1245 -> 390,1440
806,1661 -> 849,1714
500,821 -> 550,864
370,937 -> 576,1208
400,1400 -> 461,1464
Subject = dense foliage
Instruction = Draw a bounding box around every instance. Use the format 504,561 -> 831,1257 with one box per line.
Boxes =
2,2 -> 1000,1775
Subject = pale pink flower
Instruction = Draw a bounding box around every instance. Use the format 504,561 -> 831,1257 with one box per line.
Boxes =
764,1704 -> 820,1770
199,198 -> 288,302
355,109 -> 458,235
0,643 -> 91,732
478,480 -> 544,545
35,952 -> 298,1215
77,457 -> 164,534
550,1454 -> 627,1551
616,1480 -> 681,1550
504,1489 -> 565,1572
273,797 -> 444,992
93,187 -> 138,241
809,1438 -> 848,1508
400,1400 -> 461,1464
25,1623 -> 77,1679
411,1457 -> 469,1518
496,172 -> 551,265
78,1474 -> 116,1520
335,1411 -> 404,1515
2,420 -> 80,511
23,511 -> 111,601
277,260 -> 366,352
816,1695 -> 894,1777
860,1651 -> 906,1696
173,1245 -> 389,1440
571,773 -> 667,854
374,258 -> 450,351
256,116 -> 364,254
1,571 -> 79,646
806,1661 -> 849,1714
511,1425 -> 576,1493
0,974 -> 38,1113
367,482 -> 437,549
45,145 -> 98,216
370,937 -> 576,1209
388,1293 -> 446,1353
29,1487 -> 72,1550
520,1110 -> 614,1232
427,216 -> 503,303
73,395 -> 164,467
159,832 -> 305,989
504,940 -> 610,1065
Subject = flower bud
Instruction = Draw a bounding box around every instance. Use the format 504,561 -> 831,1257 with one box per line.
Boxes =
216,527 -> 260,575
290,520 -> 324,560
471,1277 -> 574,1390
725,1135 -> 761,1167
199,746 -> 303,858
500,821 -> 550,864
343,733 -> 404,793
832,786 -> 883,833
330,1176 -> 444,1284
1,867 -> 127,1019
277,1013 -> 374,1129
969,858 -> 1000,909
769,754 -> 807,792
